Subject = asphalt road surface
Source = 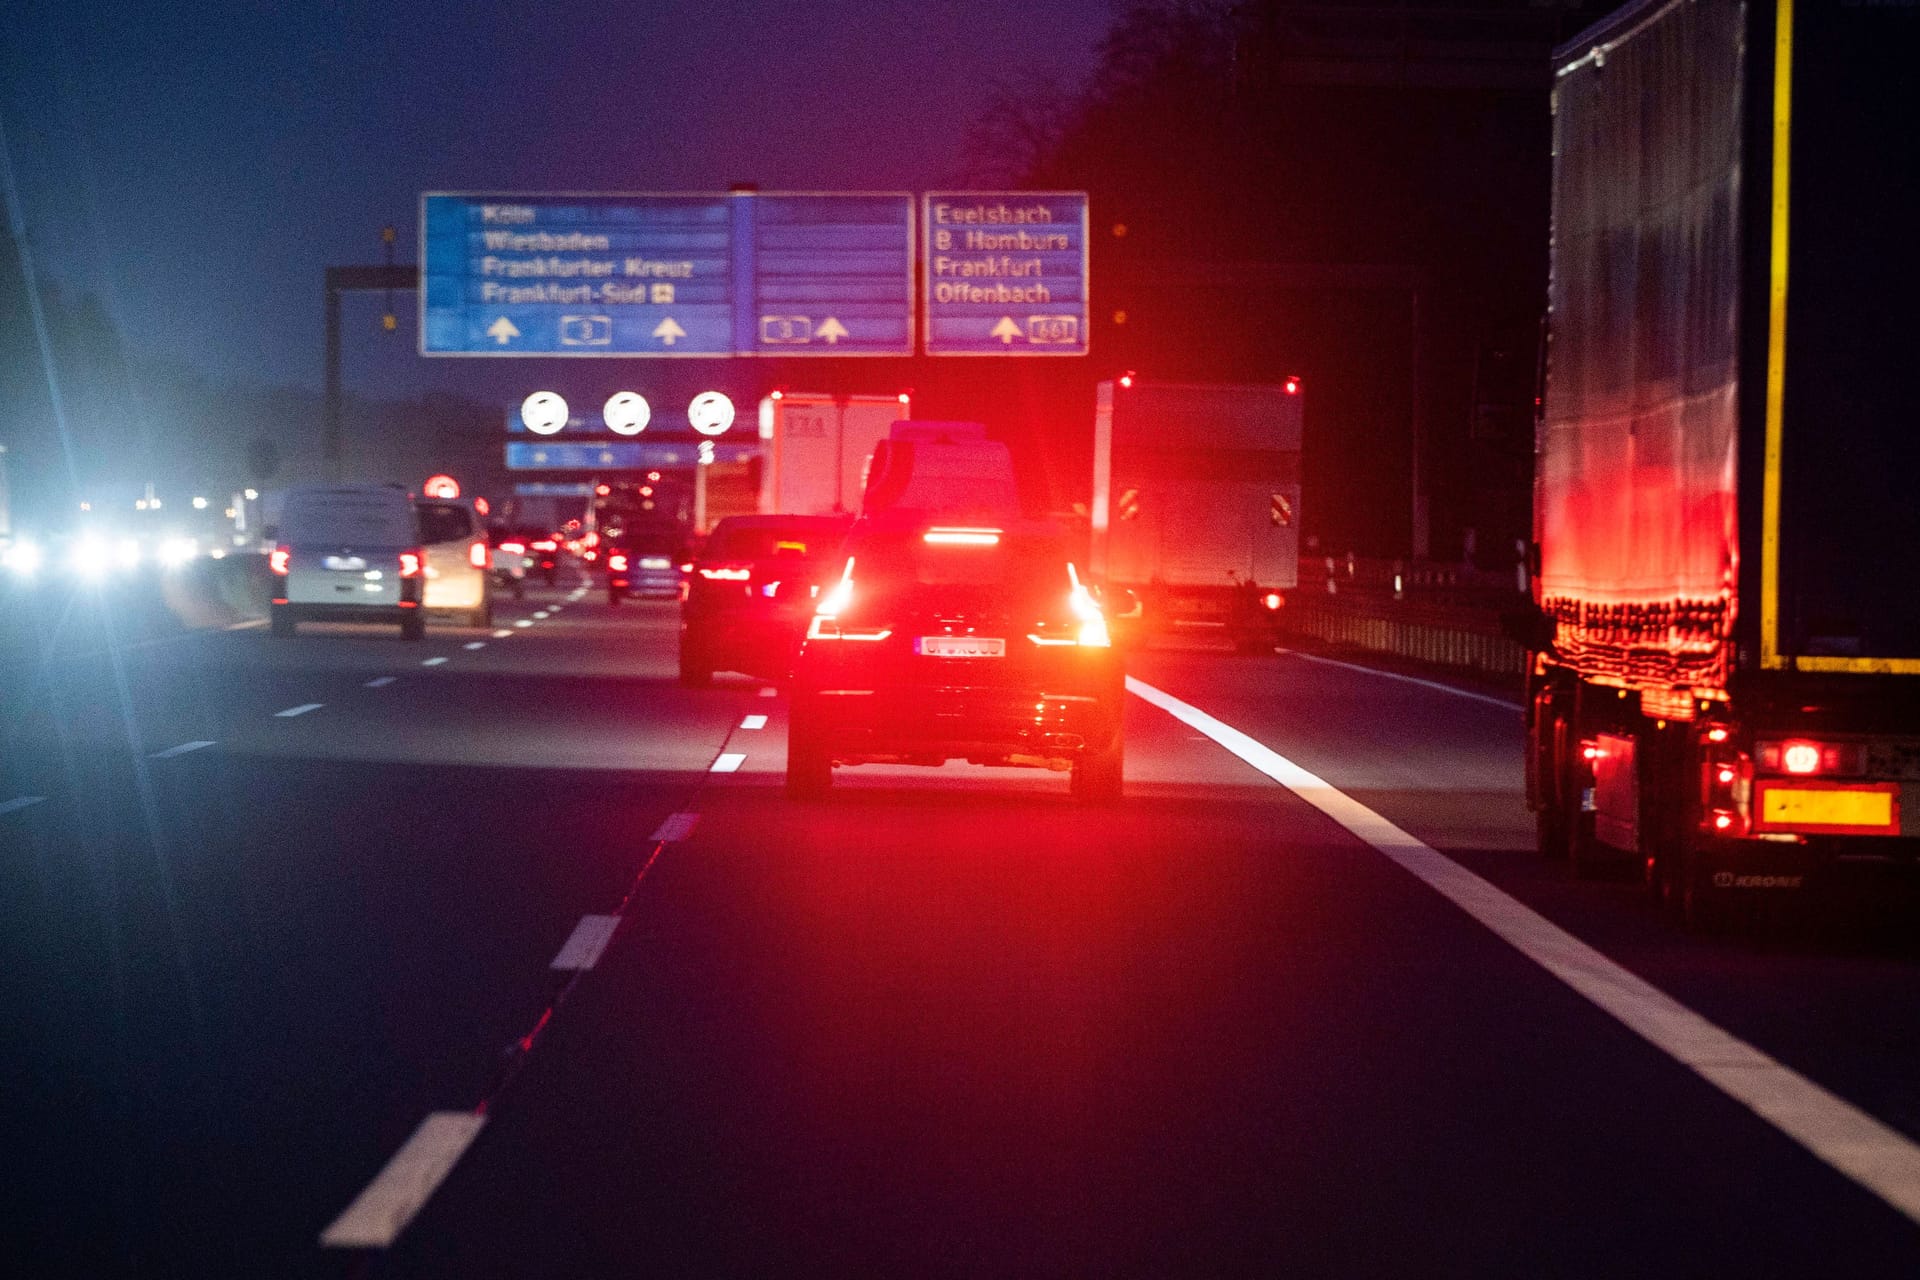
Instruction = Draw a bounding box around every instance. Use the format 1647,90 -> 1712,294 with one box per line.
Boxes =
6,577 -> 1920,1276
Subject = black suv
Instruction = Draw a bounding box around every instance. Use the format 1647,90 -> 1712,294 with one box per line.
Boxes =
679,514 -> 854,685
786,514 -> 1124,801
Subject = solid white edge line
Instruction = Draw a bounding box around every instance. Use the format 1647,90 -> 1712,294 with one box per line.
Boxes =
421,656 -> 448,666
149,740 -> 217,759
319,1111 -> 486,1249
550,914 -> 621,971
274,703 -> 322,718
365,676 -> 397,688
1125,675 -> 1920,1226
1276,647 -> 1524,711
739,714 -> 768,730
463,642 -> 485,650
650,811 -> 699,842
0,795 -> 48,816
710,752 -> 747,774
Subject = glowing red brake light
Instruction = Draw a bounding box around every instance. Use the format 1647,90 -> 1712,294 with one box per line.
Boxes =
398,550 -> 423,578
500,541 -> 525,555
1284,377 -> 1300,394
1262,591 -> 1283,611
608,553 -> 629,572
269,545 -> 290,575
699,565 -> 751,581
923,527 -> 1001,546
468,541 -> 489,569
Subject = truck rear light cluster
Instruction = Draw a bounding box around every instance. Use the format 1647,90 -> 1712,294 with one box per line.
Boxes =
398,550 -> 424,579
607,553 -> 629,573
1755,739 -> 1865,777
468,541 -> 489,569
1700,735 -> 1752,837
269,545 -> 290,576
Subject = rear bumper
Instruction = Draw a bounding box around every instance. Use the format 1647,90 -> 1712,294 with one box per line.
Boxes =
792,681 -> 1122,765
425,566 -> 486,609
684,608 -> 809,674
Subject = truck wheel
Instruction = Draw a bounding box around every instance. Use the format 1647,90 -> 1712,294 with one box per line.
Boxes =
468,600 -> 492,629
607,589 -> 623,607
1568,809 -> 1623,880
1071,732 -> 1124,804
511,579 -> 525,601
785,711 -> 832,799
1535,801 -> 1568,861
401,614 -> 425,642
271,606 -> 295,637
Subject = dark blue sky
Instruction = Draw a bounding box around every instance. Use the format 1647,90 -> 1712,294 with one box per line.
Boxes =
3,0 -> 1111,395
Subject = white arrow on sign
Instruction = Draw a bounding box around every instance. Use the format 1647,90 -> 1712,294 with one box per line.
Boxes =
487,316 -> 521,345
990,316 -> 1022,344
816,317 -> 850,345
653,317 -> 687,346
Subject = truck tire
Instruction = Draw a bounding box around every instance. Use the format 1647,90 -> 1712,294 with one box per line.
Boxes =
785,707 -> 831,798
271,606 -> 295,637
1071,731 -> 1124,804
401,613 -> 425,642
468,599 -> 492,629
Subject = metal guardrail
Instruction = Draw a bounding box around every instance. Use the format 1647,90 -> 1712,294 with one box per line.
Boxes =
1282,556 -> 1529,678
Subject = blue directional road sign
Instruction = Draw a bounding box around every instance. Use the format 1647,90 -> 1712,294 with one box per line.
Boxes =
746,194 -> 912,355
506,441 -> 759,470
922,192 -> 1088,356
423,192 -> 913,357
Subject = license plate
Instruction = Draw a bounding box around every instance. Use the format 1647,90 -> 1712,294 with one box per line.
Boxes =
916,636 -> 1005,658
1756,783 -> 1900,835
323,555 -> 366,571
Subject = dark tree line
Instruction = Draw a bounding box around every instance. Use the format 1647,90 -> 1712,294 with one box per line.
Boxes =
967,0 -> 1615,560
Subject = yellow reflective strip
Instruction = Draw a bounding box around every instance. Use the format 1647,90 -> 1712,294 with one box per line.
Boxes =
1761,788 -> 1893,829
1760,0 -> 1794,669
1780,656 -> 1920,676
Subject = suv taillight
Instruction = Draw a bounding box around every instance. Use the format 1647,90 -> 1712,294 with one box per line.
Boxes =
269,545 -> 290,576
399,549 -> 423,578
806,558 -> 890,641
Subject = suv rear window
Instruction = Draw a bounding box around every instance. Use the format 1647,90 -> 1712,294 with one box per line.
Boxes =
850,529 -> 1074,596
416,503 -> 474,545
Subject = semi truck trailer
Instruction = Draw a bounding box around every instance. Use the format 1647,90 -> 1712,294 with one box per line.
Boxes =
1523,0 -> 1920,924
757,392 -> 908,516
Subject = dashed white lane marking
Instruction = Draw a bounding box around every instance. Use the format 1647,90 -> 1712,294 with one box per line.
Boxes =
650,811 -> 699,842
514,620 -> 533,629
757,686 -> 779,698
492,629 -> 513,638
421,656 -> 449,667
319,1111 -> 486,1249
274,703 -> 323,718
532,610 -> 550,620
463,642 -> 485,651
149,740 -> 216,759
739,715 -> 768,730
1126,675 -> 1920,1227
710,752 -> 747,773
225,618 -> 268,631
1276,648 -> 1524,711
365,676 -> 397,688
0,795 -> 48,816
550,914 -> 621,971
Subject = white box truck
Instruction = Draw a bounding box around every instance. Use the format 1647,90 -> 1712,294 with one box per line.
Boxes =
757,392 -> 908,516
1089,379 -> 1303,652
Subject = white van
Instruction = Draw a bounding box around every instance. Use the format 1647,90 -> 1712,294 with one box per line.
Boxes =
269,484 -> 424,640
415,498 -> 492,628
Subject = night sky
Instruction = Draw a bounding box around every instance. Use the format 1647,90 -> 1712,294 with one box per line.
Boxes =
2,0 -> 1112,398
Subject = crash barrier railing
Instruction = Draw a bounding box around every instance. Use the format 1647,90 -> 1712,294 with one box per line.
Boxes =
1281,556 -> 1529,679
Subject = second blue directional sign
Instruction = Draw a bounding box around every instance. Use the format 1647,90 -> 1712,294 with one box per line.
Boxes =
922,192 -> 1089,356
422,193 -> 913,357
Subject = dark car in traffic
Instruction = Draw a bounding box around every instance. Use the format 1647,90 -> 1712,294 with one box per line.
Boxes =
604,516 -> 688,605
678,514 -> 853,685
785,513 -> 1124,801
